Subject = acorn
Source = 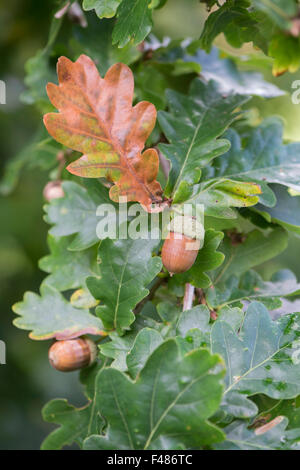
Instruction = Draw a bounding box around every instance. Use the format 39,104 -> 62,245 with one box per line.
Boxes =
43,181 -> 64,202
48,337 -> 97,372
161,213 -> 204,275
161,231 -> 200,274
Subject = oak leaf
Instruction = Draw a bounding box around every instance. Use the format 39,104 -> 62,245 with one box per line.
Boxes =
43,55 -> 163,211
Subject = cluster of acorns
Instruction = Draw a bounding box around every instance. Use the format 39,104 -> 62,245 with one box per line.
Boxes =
44,182 -> 203,372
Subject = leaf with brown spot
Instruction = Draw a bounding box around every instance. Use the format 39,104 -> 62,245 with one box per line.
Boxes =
43,55 -> 163,211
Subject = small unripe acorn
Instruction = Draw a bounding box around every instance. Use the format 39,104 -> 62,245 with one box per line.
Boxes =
48,337 -> 97,372
161,231 -> 200,274
43,181 -> 64,202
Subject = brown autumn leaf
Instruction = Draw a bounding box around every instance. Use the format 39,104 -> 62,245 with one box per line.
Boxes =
43,55 -> 163,211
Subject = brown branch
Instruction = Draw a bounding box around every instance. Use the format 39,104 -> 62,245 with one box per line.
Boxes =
183,283 -> 195,311
134,276 -> 166,315
195,287 -> 217,320
195,288 -> 207,305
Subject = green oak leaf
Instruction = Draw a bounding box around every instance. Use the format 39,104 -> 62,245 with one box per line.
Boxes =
83,339 -> 225,450
200,0 -> 300,78
214,417 -> 291,450
216,306 -> 244,332
200,0 -> 281,54
44,180 -> 116,251
252,0 -> 296,29
177,302 -> 300,420
220,391 -> 258,420
152,41 -> 283,97
272,298 -> 300,319
99,306 -> 165,371
176,306 -> 244,355
207,269 -> 300,310
202,119 -> 300,204
42,361 -> 106,449
176,305 -> 210,339
0,126 -> 61,196
191,179 -> 262,219
39,235 -> 98,291
12,284 -> 104,340
199,0 -> 260,52
112,0 -> 153,48
154,302 -> 182,338
100,330 -> 139,371
269,33 -> 300,76
86,238 -> 162,334
80,361 -> 106,400
149,0 -> 167,7
20,49 -> 54,110
148,37 -> 201,76
191,45 -> 283,97
257,184 -> 300,234
20,16 -> 62,111
211,227 -> 288,285
82,0 -> 122,18
175,305 -> 211,351
126,328 -> 163,378
70,288 -> 99,309
41,400 -> 93,450
211,302 -> 300,401
200,0 -> 300,75
83,0 -> 162,48
158,78 -> 248,201
71,14 -> 141,77
135,63 -> 171,110
175,229 -> 225,288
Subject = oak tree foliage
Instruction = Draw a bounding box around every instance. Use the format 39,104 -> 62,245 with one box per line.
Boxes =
7,0 -> 300,450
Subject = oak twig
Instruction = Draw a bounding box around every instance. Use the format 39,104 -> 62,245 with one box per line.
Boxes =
134,276 -> 166,315
183,283 -> 195,311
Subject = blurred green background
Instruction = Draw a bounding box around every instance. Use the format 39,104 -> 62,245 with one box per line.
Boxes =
1,0 -> 300,450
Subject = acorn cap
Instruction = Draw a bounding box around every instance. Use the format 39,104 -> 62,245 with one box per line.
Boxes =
167,215 -> 204,248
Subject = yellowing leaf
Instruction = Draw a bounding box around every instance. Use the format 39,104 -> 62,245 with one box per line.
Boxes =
44,55 -> 163,211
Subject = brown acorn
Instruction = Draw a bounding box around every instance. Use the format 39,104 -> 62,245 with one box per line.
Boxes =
161,231 -> 200,275
48,337 -> 97,372
43,181 -> 64,202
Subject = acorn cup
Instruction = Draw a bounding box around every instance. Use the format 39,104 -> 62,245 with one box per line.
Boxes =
161,214 -> 204,275
48,337 -> 97,372
43,181 -> 64,202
